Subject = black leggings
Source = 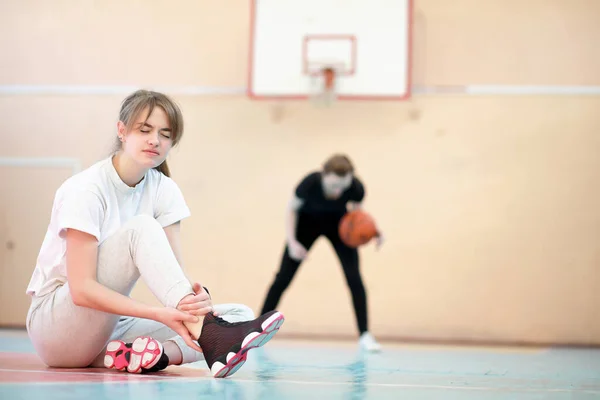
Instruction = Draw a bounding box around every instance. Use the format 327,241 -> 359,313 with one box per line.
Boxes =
261,213 -> 368,335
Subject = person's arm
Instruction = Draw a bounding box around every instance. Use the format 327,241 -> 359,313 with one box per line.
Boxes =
284,173 -> 316,260
59,189 -> 156,317
347,201 -> 362,211
346,177 -> 384,248
346,177 -> 365,212
66,227 -> 202,349
66,228 -> 158,319
284,195 -> 310,260
285,195 -> 304,243
287,172 -> 319,242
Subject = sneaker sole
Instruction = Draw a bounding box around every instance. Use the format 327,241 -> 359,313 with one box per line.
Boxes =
104,340 -> 130,371
211,311 -> 285,378
104,336 -> 163,374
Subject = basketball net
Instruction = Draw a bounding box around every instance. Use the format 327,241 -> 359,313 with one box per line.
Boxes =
309,67 -> 337,107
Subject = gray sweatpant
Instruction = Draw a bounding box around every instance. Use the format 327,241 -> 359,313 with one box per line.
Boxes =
26,215 -> 254,368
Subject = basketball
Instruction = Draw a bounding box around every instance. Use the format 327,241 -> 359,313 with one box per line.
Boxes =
339,209 -> 378,248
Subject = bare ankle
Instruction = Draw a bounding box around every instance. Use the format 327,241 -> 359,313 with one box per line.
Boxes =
184,317 -> 204,340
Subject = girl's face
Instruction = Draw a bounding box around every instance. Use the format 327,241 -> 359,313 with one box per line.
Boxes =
322,172 -> 352,199
118,106 -> 173,170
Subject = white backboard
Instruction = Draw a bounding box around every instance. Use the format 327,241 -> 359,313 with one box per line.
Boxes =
249,0 -> 412,100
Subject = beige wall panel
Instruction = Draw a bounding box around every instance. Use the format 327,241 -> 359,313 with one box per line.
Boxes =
2,95 -> 599,344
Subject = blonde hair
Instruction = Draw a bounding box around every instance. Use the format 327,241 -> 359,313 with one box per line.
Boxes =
323,154 -> 354,176
115,89 -> 184,177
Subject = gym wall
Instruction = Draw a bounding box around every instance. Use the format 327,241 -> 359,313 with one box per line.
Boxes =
1,0 -> 599,345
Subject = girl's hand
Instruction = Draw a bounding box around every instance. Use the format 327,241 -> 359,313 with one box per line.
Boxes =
375,231 -> 385,250
288,239 -> 308,260
177,282 -> 213,317
152,306 -> 202,352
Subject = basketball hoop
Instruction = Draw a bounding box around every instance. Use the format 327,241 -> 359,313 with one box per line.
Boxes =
323,66 -> 335,91
310,66 -> 338,106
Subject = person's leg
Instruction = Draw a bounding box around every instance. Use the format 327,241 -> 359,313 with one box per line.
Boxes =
92,303 -> 257,368
325,225 -> 381,351
28,213 -> 285,377
328,236 -> 368,334
260,214 -> 321,315
260,251 -> 302,315
27,215 -> 197,368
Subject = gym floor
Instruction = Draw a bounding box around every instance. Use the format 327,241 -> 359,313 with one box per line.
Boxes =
1,329 -> 599,399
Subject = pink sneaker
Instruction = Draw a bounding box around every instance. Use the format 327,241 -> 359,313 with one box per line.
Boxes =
104,336 -> 169,373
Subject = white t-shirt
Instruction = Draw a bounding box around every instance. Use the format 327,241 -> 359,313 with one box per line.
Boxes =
26,156 -> 191,297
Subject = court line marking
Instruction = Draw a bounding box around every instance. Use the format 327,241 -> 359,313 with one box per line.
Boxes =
0,368 -> 598,393
224,377 -> 600,393
0,368 -> 181,380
